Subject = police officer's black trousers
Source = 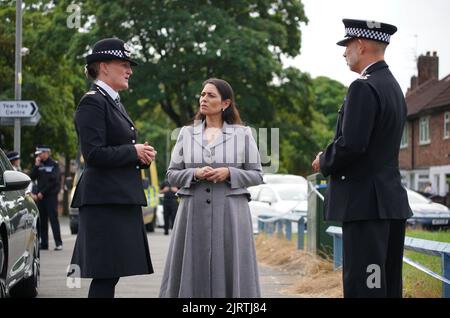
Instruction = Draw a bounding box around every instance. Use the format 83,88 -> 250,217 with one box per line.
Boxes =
163,203 -> 178,234
88,278 -> 120,298
38,194 -> 62,248
342,219 -> 406,298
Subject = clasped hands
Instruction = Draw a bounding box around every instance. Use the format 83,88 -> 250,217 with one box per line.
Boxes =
311,151 -> 323,173
135,141 -> 157,165
195,166 -> 230,183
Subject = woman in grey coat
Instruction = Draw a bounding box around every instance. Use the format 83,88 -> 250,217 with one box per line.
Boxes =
159,78 -> 263,298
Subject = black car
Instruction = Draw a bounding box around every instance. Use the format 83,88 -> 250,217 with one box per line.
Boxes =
0,149 -> 40,297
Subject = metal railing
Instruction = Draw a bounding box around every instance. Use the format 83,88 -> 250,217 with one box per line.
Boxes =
326,226 -> 450,298
257,212 -> 306,250
257,177 -> 450,297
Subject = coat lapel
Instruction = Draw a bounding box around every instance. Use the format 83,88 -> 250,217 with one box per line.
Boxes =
209,121 -> 234,149
192,120 -> 206,149
191,121 -> 235,150
93,84 -> 135,127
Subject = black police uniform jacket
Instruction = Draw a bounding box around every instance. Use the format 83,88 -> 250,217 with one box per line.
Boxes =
71,84 -> 147,208
70,84 -> 153,278
319,61 -> 412,222
30,157 -> 60,197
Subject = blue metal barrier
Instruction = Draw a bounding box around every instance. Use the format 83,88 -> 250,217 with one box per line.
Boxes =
326,226 -> 450,298
257,212 -> 306,250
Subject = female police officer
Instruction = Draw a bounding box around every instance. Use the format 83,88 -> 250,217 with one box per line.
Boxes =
69,38 -> 156,298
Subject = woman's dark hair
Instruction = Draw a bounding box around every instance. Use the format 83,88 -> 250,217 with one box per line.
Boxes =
193,78 -> 242,125
85,62 -> 101,81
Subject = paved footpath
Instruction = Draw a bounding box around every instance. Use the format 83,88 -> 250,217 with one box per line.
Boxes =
38,216 -> 297,298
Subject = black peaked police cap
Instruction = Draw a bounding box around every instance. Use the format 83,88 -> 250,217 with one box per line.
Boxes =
337,19 -> 398,46
86,38 -> 138,66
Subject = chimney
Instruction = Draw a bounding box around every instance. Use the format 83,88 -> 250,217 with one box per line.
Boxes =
417,51 -> 439,86
406,75 -> 418,96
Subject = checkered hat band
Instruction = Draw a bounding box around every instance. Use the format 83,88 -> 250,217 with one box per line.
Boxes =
93,50 -> 124,58
345,27 -> 391,43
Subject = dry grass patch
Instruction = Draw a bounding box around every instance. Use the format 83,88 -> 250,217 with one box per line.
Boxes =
255,234 -> 343,298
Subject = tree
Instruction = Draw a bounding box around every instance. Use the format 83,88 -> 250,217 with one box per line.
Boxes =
0,0 -> 81,167
73,0 -> 308,128
1,1 -> 347,177
311,76 -> 347,132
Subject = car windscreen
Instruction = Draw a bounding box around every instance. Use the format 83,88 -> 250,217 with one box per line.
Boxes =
272,184 -> 307,201
407,190 -> 431,204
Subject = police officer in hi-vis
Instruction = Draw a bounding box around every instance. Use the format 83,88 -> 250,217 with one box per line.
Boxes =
312,19 -> 412,298
29,145 -> 63,251
69,38 -> 156,298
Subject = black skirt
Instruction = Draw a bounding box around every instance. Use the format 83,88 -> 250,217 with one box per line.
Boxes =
70,204 -> 153,278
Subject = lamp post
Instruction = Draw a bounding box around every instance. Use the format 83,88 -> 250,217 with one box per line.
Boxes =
14,0 -> 23,154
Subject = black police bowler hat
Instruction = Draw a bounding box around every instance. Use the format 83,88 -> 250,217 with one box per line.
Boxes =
6,151 -> 20,161
337,19 -> 397,46
86,38 -> 138,66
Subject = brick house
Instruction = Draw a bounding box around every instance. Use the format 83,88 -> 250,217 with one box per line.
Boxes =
399,51 -> 450,196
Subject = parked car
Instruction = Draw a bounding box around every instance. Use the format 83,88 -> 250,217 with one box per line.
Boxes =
0,149 -> 40,297
249,183 -> 308,234
67,152 -> 159,234
406,188 -> 450,228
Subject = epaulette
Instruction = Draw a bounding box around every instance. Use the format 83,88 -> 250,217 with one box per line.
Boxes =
358,74 -> 371,80
96,86 -> 107,96
85,91 -> 96,95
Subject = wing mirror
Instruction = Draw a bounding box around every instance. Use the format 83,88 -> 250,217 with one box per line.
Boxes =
0,171 -> 31,191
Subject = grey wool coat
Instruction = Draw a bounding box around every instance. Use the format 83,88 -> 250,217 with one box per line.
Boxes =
159,120 -> 263,298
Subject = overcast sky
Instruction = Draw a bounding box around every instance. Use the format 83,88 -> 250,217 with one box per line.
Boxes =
283,0 -> 450,93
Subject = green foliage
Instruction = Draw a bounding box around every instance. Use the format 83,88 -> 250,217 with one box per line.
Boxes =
0,0 -> 81,167
311,76 -> 347,132
0,0 -> 346,177
75,0 -> 308,127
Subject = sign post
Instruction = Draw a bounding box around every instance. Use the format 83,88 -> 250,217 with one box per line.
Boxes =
14,0 -> 23,154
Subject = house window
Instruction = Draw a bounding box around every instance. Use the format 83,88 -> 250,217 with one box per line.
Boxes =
444,112 -> 449,139
400,124 -> 408,148
419,116 -> 430,144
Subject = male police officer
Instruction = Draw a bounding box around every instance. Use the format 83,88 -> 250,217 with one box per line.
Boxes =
312,19 -> 412,297
30,145 -> 63,251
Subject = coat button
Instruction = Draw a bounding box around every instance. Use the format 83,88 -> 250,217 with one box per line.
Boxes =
131,127 -> 135,131
136,166 -> 139,169
341,176 -> 346,180
206,199 -> 211,204
132,140 -> 136,144
206,188 -> 210,193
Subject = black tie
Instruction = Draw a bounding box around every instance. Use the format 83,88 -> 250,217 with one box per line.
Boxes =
114,96 -> 124,112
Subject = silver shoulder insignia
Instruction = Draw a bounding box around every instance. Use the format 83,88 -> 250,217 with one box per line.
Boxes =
85,91 -> 96,95
358,74 -> 371,80
96,87 -> 106,96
